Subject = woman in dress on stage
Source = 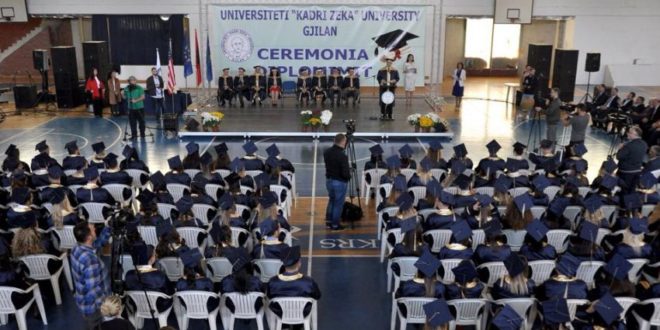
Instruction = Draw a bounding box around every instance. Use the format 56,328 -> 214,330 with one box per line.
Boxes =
403,54 -> 417,106
452,62 -> 466,109
268,67 -> 282,107
85,67 -> 105,117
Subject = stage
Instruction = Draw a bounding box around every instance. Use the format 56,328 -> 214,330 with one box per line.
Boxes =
178,94 -> 455,139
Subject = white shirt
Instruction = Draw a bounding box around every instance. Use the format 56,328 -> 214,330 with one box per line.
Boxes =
153,76 -> 163,99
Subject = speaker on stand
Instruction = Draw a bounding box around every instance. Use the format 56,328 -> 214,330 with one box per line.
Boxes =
552,49 -> 579,102
580,53 -> 601,103
527,44 -> 553,97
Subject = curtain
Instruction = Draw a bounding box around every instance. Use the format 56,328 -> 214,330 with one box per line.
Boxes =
92,15 -> 184,65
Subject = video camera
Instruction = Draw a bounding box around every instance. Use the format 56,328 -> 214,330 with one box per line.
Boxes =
108,207 -> 134,237
343,119 -> 356,135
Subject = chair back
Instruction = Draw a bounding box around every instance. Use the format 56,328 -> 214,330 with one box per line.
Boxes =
417,209 -> 437,223
439,259 -> 462,284
126,290 -> 171,317
362,169 -> 387,190
166,183 -> 190,202
230,227 -> 251,248
529,260 -> 556,284
177,227 -> 207,251
396,297 -> 436,324
407,186 -> 427,206
474,186 -> 494,197
125,169 -> 149,188
191,204 -> 216,226
19,254 -> 63,280
614,297 -> 639,320
546,230 -> 571,254
67,185 -> 83,195
0,285 -> 35,313
562,206 -> 583,229
79,202 -> 111,223
477,262 -> 507,287
495,298 -> 535,321
430,169 -> 447,181
642,204 -> 655,217
254,259 -> 284,283
240,185 -> 254,195
175,291 -> 219,317
156,203 -> 177,220
502,229 -> 527,252
447,299 -> 487,325
596,228 -> 611,246
205,184 -> 224,202
566,299 -> 589,320
52,225 -> 77,251
530,206 -> 547,219
156,257 -> 184,281
223,292 -> 266,318
245,170 -> 263,178
576,261 -> 605,288
600,205 -> 617,226
269,297 -> 316,324
392,257 -> 419,286
206,257 -> 233,282
508,187 -> 530,198
423,229 -> 453,253
543,186 -> 561,201
376,183 -> 393,207
103,183 -> 133,205
400,169 -> 416,182
120,254 -> 134,280
628,259 -> 649,283
577,187 -> 591,198
137,226 -> 159,247
471,229 -> 485,250
183,169 -> 201,180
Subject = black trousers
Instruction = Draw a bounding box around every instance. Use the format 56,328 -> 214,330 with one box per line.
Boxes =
235,88 -> 250,106
129,108 -> 145,138
151,97 -> 164,120
92,99 -> 103,117
328,88 -> 341,104
218,89 -> 234,105
617,170 -> 641,194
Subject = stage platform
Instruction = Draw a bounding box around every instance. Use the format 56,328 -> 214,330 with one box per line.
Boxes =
178,94 -> 454,139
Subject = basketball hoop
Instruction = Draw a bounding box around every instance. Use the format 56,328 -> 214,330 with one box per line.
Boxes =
508,18 -> 519,24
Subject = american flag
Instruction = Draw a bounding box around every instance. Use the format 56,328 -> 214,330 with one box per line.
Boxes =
166,38 -> 176,94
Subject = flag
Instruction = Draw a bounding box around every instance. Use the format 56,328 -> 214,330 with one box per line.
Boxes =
182,19 -> 193,78
155,48 -> 161,75
194,29 -> 202,86
166,38 -> 176,94
206,34 -> 213,83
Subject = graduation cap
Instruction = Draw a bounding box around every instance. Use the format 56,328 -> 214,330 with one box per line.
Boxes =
242,141 -> 258,155
399,144 -> 414,158
369,144 -> 384,156
122,145 -> 135,159
104,153 -> 119,167
259,192 -> 278,209
49,188 -> 67,204
639,172 -> 657,189
136,189 -> 156,207
415,248 -> 441,278
156,221 -> 175,237
191,177 -> 208,193
572,143 -> 588,157
186,141 -> 199,155
11,187 -> 31,204
556,253 -> 580,277
504,252 -> 526,278
494,176 -> 512,193
603,253 -> 633,280
439,190 -> 455,206
429,140 -> 443,151
176,195 -> 194,213
371,29 -> 419,56
254,172 -> 272,190
229,157 -> 244,172
475,193 -> 493,207
483,219 -> 503,238
629,217 -> 648,234
452,260 -> 478,284
64,140 -> 78,153
622,194 -> 642,210
600,175 -> 617,190
513,142 -> 527,152
513,193 -> 534,214
419,157 -> 433,172
583,195 -> 603,213
453,144 -> 468,158
423,299 -> 453,327
91,142 -> 106,154
167,156 -> 182,170
541,298 -> 571,325
492,305 -> 524,330
548,197 -> 569,216
4,144 -> 17,156
526,219 -> 549,242
259,218 -> 278,237
594,293 -> 624,326
575,160 -> 587,173
450,160 -> 466,175
180,248 -> 203,269
214,143 -> 228,155
130,243 -> 153,266
427,179 -> 443,198
150,171 -> 166,190
396,193 -> 414,212
578,221 -> 598,242
601,159 -> 617,174
532,175 -> 550,191
393,175 -> 407,192
200,152 -> 213,166
282,245 -> 301,268
35,140 -> 48,152
227,249 -> 251,272
454,174 -> 471,190
266,156 -> 281,169
84,167 -> 99,181
48,165 -> 63,179
386,155 -> 401,168
266,144 -> 281,157
486,139 -> 502,154
399,216 -> 417,234
218,193 -> 235,211
539,140 -> 553,149
451,220 -> 472,242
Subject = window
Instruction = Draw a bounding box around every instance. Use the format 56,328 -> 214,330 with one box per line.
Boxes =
464,18 -> 521,69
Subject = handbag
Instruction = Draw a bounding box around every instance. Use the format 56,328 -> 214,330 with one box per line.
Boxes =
341,202 -> 363,222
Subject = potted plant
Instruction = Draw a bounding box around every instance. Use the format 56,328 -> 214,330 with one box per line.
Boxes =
300,110 -> 313,132
320,109 -> 333,132
407,113 -> 421,132
200,111 -> 224,132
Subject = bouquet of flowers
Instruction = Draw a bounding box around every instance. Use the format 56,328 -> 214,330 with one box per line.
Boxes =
309,117 -> 322,126
200,111 -> 224,128
407,113 -> 421,126
418,115 -> 434,128
300,110 -> 313,126
320,109 -> 333,125
425,112 -> 441,124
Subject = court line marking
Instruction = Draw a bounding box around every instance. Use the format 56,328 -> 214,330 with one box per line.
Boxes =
309,255 -> 380,258
0,116 -> 58,146
307,139 -> 319,276
102,117 -> 124,150
200,136 -> 217,154
48,133 -> 89,157
416,137 -> 428,154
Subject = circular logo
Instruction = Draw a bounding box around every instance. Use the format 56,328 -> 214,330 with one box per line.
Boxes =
221,29 -> 253,63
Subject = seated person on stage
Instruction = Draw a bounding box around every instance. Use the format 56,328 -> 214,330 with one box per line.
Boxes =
446,260 -> 485,299
249,66 -> 267,106
341,67 -> 360,105
536,253 -> 588,300
398,144 -> 417,170
519,219 -> 557,261
164,155 -> 191,186
31,140 -> 60,172
297,68 -> 312,107
267,246 -> 321,317
439,220 -> 473,260
217,68 -> 235,107
311,68 -> 327,105
125,244 -> 173,312
630,97 -> 653,126
240,141 -> 265,171
183,141 -> 201,170
395,248 -> 446,300
327,67 -> 343,107
100,153 -> 132,186
476,140 -> 506,182
588,84 -> 608,111
593,87 -> 620,129
76,167 -> 116,205
62,140 -> 87,171
233,67 -> 250,108
267,67 -> 282,107
491,253 -> 535,300
619,91 -> 635,111
252,218 -> 288,259
473,219 -> 511,265
266,143 -> 295,173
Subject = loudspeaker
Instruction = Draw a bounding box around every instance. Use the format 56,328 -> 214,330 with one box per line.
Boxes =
13,85 -> 38,109
552,49 -> 579,102
32,49 -> 49,71
56,86 -> 84,109
527,44 -> 553,94
50,46 -> 77,75
585,53 -> 601,72
82,41 -> 111,80
163,113 -> 179,132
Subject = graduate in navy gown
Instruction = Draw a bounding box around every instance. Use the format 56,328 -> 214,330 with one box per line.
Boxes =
492,175 -> 513,207
537,253 -> 588,300
530,175 -> 551,206
581,195 -> 610,228
590,253 -> 636,300
423,181 -> 456,231
504,157 -> 530,188
398,144 -> 417,170
565,222 -> 606,262
560,143 -> 589,176
252,218 -> 288,259
380,155 -> 406,185
0,240 -> 34,310
408,157 -> 434,188
190,178 -> 215,207
265,143 -> 295,174
133,190 -> 163,226
395,247 -> 446,301
62,140 -> 87,171
30,140 -> 60,172
240,141 -> 264,171
453,174 -> 477,209
475,139 -> 506,183
388,218 -> 425,277
473,219 -> 511,265
193,152 -> 225,198
447,144 -> 473,172
267,246 -> 321,317
519,219 -> 557,261
176,249 -> 219,311
100,153 -> 132,187
635,172 -> 660,205
588,174 -> 619,206
76,167 -> 116,205
88,142 -> 107,169
119,145 -> 150,173
219,250 -> 265,312
363,144 -> 386,174
541,193 -> 571,230
149,171 -> 175,205
445,260 -> 485,299
2,144 -> 30,173
182,142 -> 201,170
40,166 -> 77,207
610,217 -> 652,259
438,220 -> 473,260
47,188 -> 81,227
65,158 -> 87,186
529,139 -> 559,174
426,140 -> 448,171
164,155 -> 191,186
502,192 -> 534,230
378,174 -> 405,214
491,253 -> 535,300
509,142 -> 530,170
125,244 -> 173,312
463,193 -> 501,230
572,293 -> 627,330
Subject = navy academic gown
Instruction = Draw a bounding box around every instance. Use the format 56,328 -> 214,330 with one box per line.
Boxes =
439,244 -> 473,260
529,153 -> 560,173
164,172 -> 191,186
476,157 -> 506,177
490,278 -> 536,300
252,240 -> 289,260
241,156 -> 265,171
120,159 -> 150,173
519,244 -> 557,261
220,275 -> 264,294
539,278 -> 588,300
445,282 -> 485,300
62,155 -> 86,171
448,157 -> 474,170
611,243 -> 652,259
267,272 -> 321,316
454,194 -> 477,209
75,185 -> 116,204
66,175 -> 87,186
473,244 -> 512,265
6,207 -> 38,229
100,170 -> 132,185
125,269 -> 173,311
40,185 -> 77,206
423,212 -> 455,231
30,153 -> 60,172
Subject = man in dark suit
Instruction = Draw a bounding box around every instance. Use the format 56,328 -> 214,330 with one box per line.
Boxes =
217,68 -> 234,107
341,67 -> 360,106
619,92 -> 635,111
616,125 -> 649,192
593,87 -> 619,129
327,67 -> 343,107
233,67 -> 250,108
145,67 -> 165,120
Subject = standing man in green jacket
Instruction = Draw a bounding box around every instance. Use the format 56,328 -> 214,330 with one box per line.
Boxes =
123,76 -> 146,140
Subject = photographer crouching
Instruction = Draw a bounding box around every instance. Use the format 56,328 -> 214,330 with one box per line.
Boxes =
534,87 -> 562,146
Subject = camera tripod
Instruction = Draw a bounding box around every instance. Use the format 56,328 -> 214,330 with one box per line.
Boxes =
527,109 -> 544,152
344,122 -> 362,229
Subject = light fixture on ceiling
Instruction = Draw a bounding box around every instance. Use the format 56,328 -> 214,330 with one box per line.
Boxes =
160,15 -> 170,21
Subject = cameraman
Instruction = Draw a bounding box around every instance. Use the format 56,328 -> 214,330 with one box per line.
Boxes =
562,103 -> 590,146
323,133 -> 350,231
535,87 -> 562,145
122,76 -> 146,140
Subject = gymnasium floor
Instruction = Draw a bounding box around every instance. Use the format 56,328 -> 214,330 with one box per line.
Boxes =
0,79 -> 645,329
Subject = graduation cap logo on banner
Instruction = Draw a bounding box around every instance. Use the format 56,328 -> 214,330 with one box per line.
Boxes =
371,29 -> 419,59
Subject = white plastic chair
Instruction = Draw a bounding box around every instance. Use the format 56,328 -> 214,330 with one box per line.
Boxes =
596,228 -> 611,246
577,187 -> 591,198
471,229 -> 485,250
252,228 -> 293,247
444,187 -> 459,195
508,187 -> 530,198
502,229 -> 527,252
530,206 -> 547,220
439,259 -> 463,284
447,299 -> 488,330
393,297 -> 436,330
495,298 -> 536,330
388,256 -> 418,293
221,292 -> 266,330
253,259 -> 283,283
41,202 -> 53,215
245,170 -> 263,178
361,169 -> 387,205
430,169 -> 447,181
191,204 -> 216,227
230,227 -> 251,248
615,297 -> 639,322
600,205 -> 617,225
125,290 -> 173,329
407,186 -> 427,206
270,184 -> 292,218
79,202 -> 111,224
125,169 -> 150,189
562,206 -> 583,229
423,229 -> 453,254
543,186 -> 561,201
137,226 -> 158,247
267,297 -> 317,330
281,170 -> 297,207
529,260 -> 556,284
67,184 -> 83,195
63,169 -> 77,176
400,169 -> 416,183
376,183 -> 393,209
234,204 -> 254,226
566,299 -> 589,321
377,206 -> 399,240
19,253 -> 72,305
642,204 -> 655,217
633,298 -> 660,330
417,208 -> 437,224
206,257 -> 233,283
381,228 -> 403,263
477,262 -> 507,287
205,184 -> 225,202
174,291 -> 220,330
166,183 -> 190,202
177,227 -> 207,252
546,229 -> 571,254
628,259 -> 649,283
474,186 -> 494,197
121,254 -> 135,280
214,169 -> 231,178
156,257 -> 184,281
157,203 -> 177,220
240,185 -> 254,195
576,261 -> 605,288
0,284 -> 48,330
52,225 -> 77,251
184,169 -> 201,180
104,183 -> 134,208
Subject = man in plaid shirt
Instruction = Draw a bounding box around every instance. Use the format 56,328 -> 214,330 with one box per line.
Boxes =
71,222 -> 111,329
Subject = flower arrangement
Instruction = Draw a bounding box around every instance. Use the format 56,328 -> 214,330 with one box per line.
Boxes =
425,112 -> 441,124
300,110 -> 313,125
309,117 -> 322,126
418,115 -> 434,128
407,113 -> 421,126
320,109 -> 333,125
200,111 -> 224,131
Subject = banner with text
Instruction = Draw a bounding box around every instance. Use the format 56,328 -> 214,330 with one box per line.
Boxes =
210,5 -> 427,86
